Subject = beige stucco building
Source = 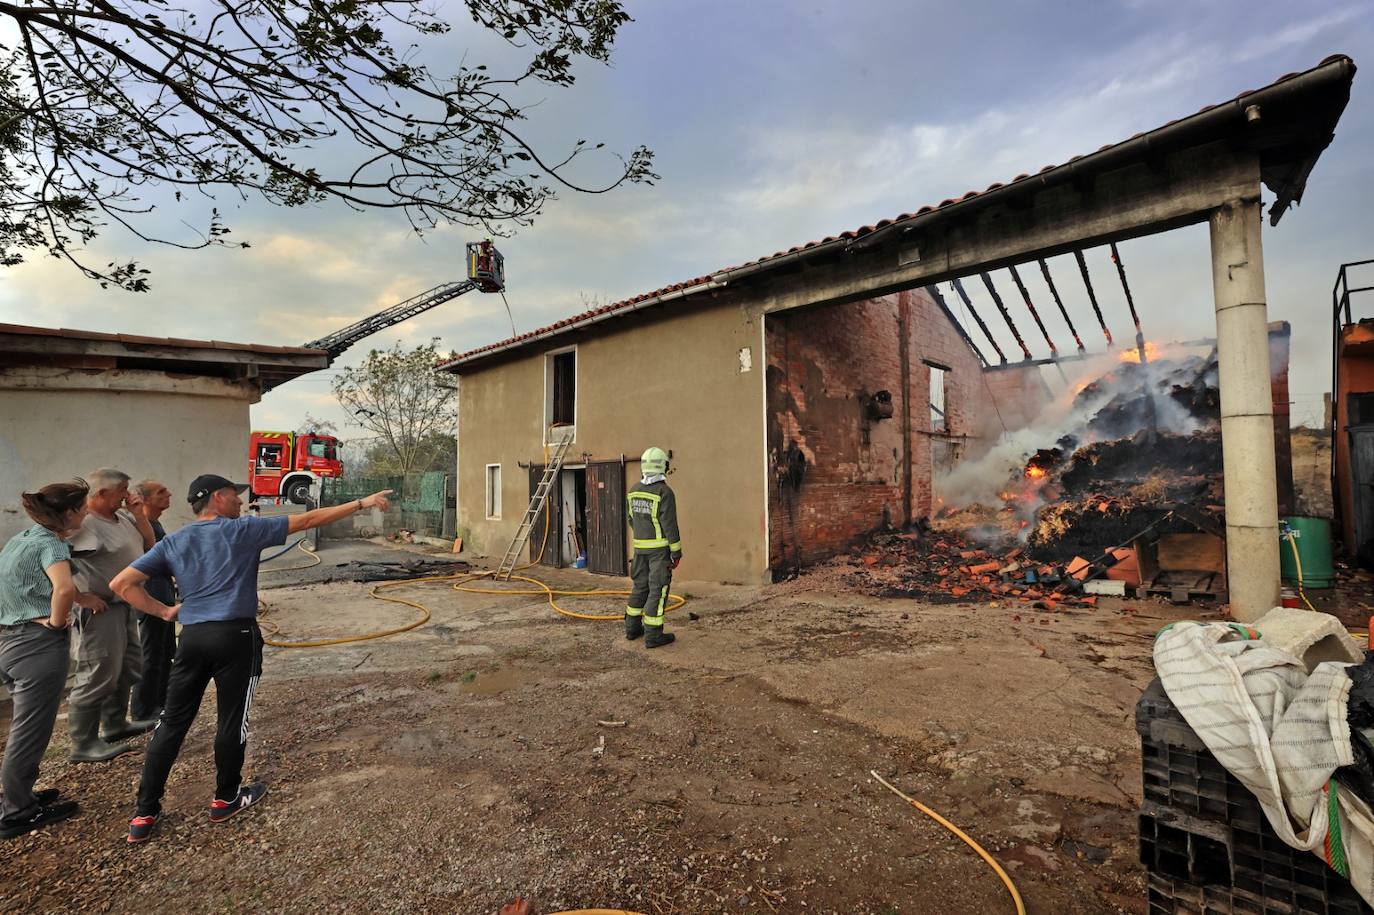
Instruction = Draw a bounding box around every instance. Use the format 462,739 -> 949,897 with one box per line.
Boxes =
443,285 -> 1047,586
0,323 -> 327,538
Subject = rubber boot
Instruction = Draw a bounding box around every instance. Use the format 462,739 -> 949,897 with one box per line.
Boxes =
625,613 -> 644,641
100,686 -> 157,742
644,625 -> 676,649
69,706 -> 135,763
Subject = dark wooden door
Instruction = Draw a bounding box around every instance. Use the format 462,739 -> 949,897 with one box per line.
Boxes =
585,460 -> 627,576
528,465 -> 561,566
1351,427 -> 1374,553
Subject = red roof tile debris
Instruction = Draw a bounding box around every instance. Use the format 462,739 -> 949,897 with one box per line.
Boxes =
437,54 -> 1353,370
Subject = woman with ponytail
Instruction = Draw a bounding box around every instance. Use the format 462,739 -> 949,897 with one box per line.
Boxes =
0,480 -> 91,839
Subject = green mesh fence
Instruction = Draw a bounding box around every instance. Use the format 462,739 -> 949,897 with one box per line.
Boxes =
321,472 -> 450,535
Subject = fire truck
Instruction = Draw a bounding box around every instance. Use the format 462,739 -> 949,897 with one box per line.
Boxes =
248,240 -> 505,504
248,431 -> 343,504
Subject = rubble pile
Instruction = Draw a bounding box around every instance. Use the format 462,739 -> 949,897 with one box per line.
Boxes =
850,348 -> 1232,603
848,528 -> 1103,610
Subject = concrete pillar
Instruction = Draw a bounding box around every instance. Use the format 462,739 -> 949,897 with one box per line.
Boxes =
1210,196 -> 1280,621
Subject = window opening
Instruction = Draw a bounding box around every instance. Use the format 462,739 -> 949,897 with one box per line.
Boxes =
485,464 -> 502,519
928,364 -> 948,433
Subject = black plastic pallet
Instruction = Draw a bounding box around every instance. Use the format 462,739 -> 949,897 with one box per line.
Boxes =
1137,678 -> 1372,915
1148,871 -> 1369,915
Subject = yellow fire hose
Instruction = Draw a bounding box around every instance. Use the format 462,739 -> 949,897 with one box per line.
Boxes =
1280,531 -> 1369,644
258,496 -> 685,647
871,770 -> 1026,915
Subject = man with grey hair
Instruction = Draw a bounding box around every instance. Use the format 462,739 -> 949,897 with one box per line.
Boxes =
67,468 -> 156,763
129,480 -> 176,723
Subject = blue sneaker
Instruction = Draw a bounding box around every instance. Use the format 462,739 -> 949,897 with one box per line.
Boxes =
209,783 -> 267,823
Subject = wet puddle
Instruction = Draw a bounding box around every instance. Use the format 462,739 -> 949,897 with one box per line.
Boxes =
459,666 -> 526,695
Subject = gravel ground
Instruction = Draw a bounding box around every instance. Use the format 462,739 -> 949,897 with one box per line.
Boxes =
1,540 -> 1203,914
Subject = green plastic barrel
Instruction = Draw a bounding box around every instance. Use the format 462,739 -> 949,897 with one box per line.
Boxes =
1279,516 -> 1335,589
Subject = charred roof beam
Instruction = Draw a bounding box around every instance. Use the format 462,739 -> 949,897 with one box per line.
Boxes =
924,284 -> 990,367
979,272 -> 1034,361
1007,264 -> 1060,358
1037,258 -> 1086,353
951,277 -> 1007,365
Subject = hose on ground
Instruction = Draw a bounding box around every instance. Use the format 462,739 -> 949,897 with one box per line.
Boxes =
260,539 -> 322,573
257,474 -> 685,646
871,770 -> 1026,915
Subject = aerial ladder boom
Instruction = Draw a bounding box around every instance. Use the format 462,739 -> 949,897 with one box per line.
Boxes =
304,241 -> 505,359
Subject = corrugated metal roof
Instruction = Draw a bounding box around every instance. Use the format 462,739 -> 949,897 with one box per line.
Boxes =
439,54 -> 1355,371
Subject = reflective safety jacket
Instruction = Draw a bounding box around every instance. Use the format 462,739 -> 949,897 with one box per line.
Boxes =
627,479 -> 682,555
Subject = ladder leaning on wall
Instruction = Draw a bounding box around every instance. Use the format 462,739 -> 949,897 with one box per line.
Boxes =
495,428 -> 575,580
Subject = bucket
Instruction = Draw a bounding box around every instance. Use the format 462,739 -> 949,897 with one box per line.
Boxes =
572,551 -> 588,570
1280,587 -> 1300,609
1279,516 -> 1335,590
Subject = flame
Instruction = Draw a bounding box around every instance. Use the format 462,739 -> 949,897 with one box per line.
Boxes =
1118,342 -> 1161,364
1024,466 -> 1047,480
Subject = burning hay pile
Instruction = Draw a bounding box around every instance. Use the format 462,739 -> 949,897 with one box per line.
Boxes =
849,346 -> 1229,604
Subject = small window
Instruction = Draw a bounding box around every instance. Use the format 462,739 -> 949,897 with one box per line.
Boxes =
306,439 -> 332,458
545,347 -> 577,442
928,364 -> 948,433
257,444 -> 283,470
485,464 -> 502,519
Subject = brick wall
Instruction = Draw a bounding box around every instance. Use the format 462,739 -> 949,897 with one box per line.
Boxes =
766,289 -> 1049,574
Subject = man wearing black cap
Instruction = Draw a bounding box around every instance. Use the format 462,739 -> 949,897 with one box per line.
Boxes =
110,474 -> 392,843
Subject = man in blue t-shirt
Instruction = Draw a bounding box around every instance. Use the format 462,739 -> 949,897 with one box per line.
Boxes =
111,473 -> 392,844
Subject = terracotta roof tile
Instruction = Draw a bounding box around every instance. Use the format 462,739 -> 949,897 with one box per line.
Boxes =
442,54 -> 1353,369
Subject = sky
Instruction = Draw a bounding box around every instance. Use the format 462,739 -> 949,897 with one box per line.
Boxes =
1,0 -> 1371,434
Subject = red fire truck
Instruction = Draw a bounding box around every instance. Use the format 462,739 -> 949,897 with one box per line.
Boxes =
248,431 -> 343,504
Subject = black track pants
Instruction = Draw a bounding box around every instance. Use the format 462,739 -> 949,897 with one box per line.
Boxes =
136,620 -> 263,816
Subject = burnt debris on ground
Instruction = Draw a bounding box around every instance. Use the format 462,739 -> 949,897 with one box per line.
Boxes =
840,350 -> 1237,606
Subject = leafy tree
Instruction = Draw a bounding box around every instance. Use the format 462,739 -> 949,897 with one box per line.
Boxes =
0,0 -> 656,289
332,338 -> 454,476
353,431 -> 455,476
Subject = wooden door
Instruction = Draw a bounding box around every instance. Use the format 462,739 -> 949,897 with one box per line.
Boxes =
528,465 -> 561,566
585,460 -> 627,576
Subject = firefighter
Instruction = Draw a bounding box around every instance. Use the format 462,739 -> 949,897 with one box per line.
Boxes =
625,446 -> 681,648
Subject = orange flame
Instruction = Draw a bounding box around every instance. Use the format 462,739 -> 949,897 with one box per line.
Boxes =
1024,466 -> 1047,480
1118,342 -> 1161,364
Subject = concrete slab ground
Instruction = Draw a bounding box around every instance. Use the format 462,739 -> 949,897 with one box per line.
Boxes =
2,539 -> 1204,914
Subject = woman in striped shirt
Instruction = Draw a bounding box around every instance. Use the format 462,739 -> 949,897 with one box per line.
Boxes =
0,480 -> 92,839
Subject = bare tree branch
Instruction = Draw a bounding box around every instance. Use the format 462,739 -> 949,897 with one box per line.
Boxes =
0,0 -> 657,290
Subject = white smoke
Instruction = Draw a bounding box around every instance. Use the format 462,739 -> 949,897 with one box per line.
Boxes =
935,343 -> 1213,510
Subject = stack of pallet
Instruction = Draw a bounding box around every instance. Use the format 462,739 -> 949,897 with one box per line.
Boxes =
1135,679 -> 1371,914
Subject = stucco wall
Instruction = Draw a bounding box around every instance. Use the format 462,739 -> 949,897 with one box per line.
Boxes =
0,367 -> 255,539
456,300 -> 768,584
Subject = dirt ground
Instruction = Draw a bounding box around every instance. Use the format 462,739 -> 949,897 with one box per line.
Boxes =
2,539 -> 1213,914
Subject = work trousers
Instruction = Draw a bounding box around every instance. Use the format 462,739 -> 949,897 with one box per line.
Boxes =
0,622 -> 70,820
130,615 -> 177,720
627,547 -> 673,627
70,603 -> 142,715
136,620 -> 263,817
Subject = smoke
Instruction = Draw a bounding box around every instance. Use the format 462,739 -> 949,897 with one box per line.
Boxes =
935,343 -> 1214,510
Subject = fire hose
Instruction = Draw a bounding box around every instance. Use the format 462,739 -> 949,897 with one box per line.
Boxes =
257,493 -> 685,647
871,770 -> 1026,915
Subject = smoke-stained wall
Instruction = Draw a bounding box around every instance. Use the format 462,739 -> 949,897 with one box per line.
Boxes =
765,288 -> 1049,574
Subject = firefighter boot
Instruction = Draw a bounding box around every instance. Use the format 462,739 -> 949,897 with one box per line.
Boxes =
644,625 -> 676,649
625,611 -> 644,641
100,686 -> 158,742
69,706 -> 135,763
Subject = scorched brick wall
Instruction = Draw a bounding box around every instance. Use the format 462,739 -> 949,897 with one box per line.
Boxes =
766,288 -> 1048,574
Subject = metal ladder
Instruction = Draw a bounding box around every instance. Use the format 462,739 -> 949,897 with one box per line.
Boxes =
496,429 -> 575,580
